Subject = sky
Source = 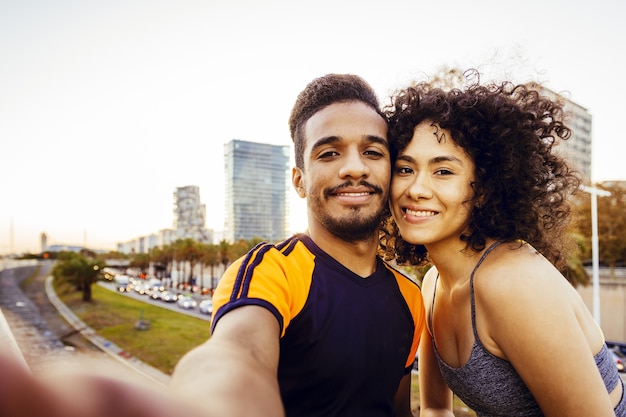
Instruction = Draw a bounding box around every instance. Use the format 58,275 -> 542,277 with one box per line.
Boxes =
1,0 -> 624,254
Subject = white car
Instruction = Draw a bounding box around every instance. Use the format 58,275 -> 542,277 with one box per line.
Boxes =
177,295 -> 197,310
199,299 -> 213,315
160,291 -> 178,303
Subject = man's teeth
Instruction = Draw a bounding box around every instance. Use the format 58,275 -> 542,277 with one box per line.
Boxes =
338,192 -> 370,196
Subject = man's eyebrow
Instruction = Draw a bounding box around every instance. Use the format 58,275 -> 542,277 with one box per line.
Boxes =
366,135 -> 389,148
311,135 -> 340,151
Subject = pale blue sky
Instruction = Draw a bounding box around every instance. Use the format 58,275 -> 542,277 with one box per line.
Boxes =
1,0 -> 624,253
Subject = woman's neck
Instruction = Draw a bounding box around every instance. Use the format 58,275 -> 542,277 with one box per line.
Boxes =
427,240 -> 489,288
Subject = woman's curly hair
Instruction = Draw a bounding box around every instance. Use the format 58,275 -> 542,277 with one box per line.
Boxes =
378,71 -> 581,271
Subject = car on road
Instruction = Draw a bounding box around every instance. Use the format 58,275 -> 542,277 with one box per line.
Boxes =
147,278 -> 165,292
160,291 -> 178,303
134,283 -> 151,295
117,283 -> 132,293
177,295 -> 197,310
199,299 -> 213,315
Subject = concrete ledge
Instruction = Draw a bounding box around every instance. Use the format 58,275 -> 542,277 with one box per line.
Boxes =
0,308 -> 31,372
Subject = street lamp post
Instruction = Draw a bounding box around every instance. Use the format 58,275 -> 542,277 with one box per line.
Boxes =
579,185 -> 611,327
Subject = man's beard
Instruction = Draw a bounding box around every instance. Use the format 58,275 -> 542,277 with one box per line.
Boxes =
310,184 -> 387,242
318,208 -> 384,243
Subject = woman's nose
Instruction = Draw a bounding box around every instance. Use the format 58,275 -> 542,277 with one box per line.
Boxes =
406,174 -> 433,200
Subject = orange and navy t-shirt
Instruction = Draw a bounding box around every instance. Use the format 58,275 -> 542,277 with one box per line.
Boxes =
211,234 -> 425,417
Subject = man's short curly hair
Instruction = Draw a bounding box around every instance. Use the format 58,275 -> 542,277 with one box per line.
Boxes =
288,73 -> 384,169
379,71 -> 581,271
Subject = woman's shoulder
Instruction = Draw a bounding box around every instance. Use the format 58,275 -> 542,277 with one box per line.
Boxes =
475,242 -> 574,306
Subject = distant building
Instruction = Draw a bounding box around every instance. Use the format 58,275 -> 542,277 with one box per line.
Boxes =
173,185 -> 213,244
46,244 -> 86,253
40,232 -> 47,253
223,139 -> 290,243
117,185 -> 214,254
157,228 -> 176,247
533,84 -> 593,182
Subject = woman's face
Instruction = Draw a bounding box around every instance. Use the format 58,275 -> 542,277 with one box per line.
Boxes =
390,121 -> 476,250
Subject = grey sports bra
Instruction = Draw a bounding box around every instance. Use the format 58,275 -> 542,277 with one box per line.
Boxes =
429,241 -> 626,417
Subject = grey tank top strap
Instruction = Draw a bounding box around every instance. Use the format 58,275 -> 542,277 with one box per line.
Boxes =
469,241 -> 504,339
428,241 -> 504,336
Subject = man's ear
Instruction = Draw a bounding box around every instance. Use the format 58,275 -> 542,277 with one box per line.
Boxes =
292,167 -> 306,198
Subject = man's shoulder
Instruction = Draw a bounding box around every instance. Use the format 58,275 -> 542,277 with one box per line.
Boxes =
223,235 -> 314,279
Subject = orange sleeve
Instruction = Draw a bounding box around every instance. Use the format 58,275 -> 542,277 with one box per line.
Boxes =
212,241 -> 315,337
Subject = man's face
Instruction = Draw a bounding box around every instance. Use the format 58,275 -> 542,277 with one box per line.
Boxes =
292,101 -> 390,242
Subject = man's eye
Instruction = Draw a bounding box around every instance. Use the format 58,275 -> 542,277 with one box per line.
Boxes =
319,151 -> 339,159
364,149 -> 384,157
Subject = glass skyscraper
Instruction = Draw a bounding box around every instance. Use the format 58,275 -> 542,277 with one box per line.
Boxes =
223,139 -> 290,243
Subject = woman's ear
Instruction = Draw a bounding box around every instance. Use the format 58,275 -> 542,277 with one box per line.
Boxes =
292,167 -> 306,198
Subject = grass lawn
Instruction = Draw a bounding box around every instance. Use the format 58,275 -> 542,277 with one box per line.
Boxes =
54,278 -> 476,415
54,280 -> 210,374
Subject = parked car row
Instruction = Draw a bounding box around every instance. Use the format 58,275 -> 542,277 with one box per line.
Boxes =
113,275 -> 213,316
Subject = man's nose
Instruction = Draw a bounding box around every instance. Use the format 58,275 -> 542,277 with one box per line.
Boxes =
338,151 -> 370,179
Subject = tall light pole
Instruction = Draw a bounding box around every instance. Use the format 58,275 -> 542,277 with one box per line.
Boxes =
579,185 -> 611,326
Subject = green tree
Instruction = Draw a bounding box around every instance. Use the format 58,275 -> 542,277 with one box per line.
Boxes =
199,243 -> 219,289
574,182 -> 626,278
130,252 -> 151,276
231,238 -> 263,260
218,239 -> 232,273
152,244 -> 175,281
51,252 -> 105,301
180,238 -> 203,284
562,230 -> 590,287
172,239 -> 188,284
427,66 -> 467,89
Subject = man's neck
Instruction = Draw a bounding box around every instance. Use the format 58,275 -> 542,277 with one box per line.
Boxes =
305,225 -> 379,278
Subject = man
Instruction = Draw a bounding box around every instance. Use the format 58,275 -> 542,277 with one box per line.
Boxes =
0,74 -> 424,417
170,73 -> 425,417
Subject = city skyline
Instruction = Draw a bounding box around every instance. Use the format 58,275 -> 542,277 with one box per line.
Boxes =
2,0 -> 625,254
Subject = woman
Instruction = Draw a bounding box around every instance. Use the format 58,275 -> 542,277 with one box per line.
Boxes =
379,73 -> 626,416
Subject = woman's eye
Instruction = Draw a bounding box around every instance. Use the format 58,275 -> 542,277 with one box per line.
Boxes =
395,166 -> 413,175
434,169 -> 453,176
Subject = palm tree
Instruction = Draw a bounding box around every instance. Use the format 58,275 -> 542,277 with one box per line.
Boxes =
218,239 -> 232,274
173,239 -> 188,287
130,252 -> 151,277
179,238 -> 203,286
200,243 -> 219,289
51,252 -> 105,302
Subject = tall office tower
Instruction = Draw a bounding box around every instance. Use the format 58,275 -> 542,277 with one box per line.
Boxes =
224,139 -> 290,243
173,185 -> 213,243
533,84 -> 593,182
40,232 -> 48,253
